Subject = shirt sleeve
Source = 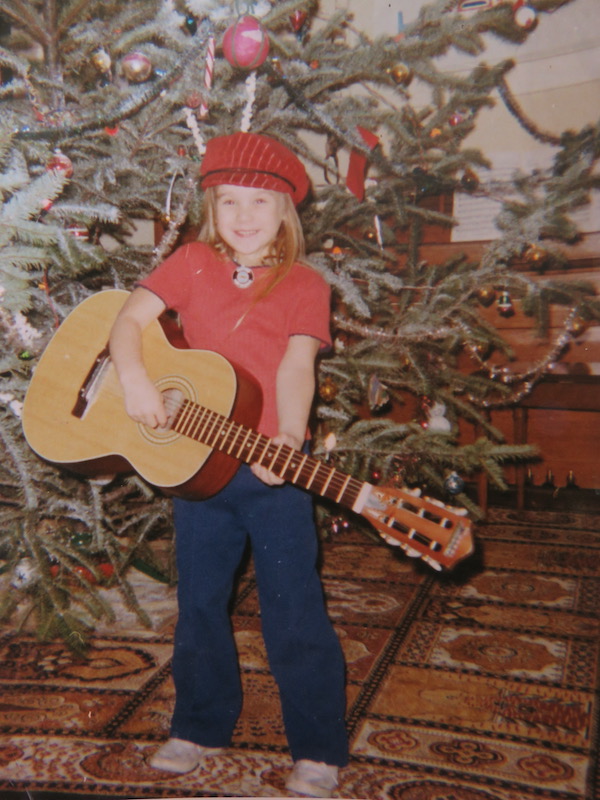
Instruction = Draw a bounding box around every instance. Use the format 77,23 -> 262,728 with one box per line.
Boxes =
138,242 -> 207,312
287,266 -> 332,350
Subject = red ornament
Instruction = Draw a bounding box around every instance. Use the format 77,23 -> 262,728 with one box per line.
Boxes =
222,15 -> 270,70
46,150 -> 73,178
290,10 -> 308,32
104,125 -> 119,136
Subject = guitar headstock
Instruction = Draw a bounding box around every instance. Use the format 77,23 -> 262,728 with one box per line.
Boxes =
361,484 -> 474,571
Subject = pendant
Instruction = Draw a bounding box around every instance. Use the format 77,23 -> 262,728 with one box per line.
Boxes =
232,265 -> 254,289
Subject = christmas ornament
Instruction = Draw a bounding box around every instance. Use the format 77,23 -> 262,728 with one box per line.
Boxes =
66,224 -> 89,240
46,149 -> 73,178
346,126 -> 379,201
567,315 -> 588,337
460,168 -> 479,192
222,15 -> 270,70
91,48 -> 111,74
121,51 -> 153,82
513,1 -> 537,29
386,62 -> 412,86
104,125 -> 119,136
476,286 -> 496,307
368,374 -> 390,412
290,10 -> 308,32
319,376 -> 338,402
449,109 -> 467,126
11,557 -> 39,589
444,472 -> 465,495
497,290 -> 514,317
185,14 -> 198,35
426,402 -> 451,433
523,243 -> 547,266
200,35 -> 216,118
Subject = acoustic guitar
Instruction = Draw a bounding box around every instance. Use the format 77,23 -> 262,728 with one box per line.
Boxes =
22,290 -> 474,572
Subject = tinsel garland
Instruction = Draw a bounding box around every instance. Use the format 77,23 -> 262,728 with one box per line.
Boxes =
497,76 -> 562,147
332,306 -> 581,409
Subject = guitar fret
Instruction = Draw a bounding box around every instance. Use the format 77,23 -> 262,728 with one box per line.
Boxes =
198,409 -> 216,442
334,475 -> 352,504
256,439 -> 271,465
267,444 -> 283,471
277,448 -> 295,478
246,432 -> 262,461
235,428 -> 253,460
188,405 -> 208,440
207,416 -> 227,447
176,401 -> 196,436
291,454 -> 308,483
318,466 -> 336,497
304,461 -> 321,490
225,422 -> 245,455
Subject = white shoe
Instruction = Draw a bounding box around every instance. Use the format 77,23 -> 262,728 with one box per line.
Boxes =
286,759 -> 339,798
148,737 -> 220,773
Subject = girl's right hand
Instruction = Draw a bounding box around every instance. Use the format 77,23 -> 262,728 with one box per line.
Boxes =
122,373 -> 168,429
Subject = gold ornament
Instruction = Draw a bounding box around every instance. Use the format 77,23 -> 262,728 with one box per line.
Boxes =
476,286 -> 496,307
567,315 -> 588,337
319,376 -> 338,402
121,51 -> 152,83
523,243 -> 547,267
91,48 -> 111,73
387,62 -> 412,86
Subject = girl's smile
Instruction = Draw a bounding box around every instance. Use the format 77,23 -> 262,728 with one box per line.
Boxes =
215,184 -> 286,267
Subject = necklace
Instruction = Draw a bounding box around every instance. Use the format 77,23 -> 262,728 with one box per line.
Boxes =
232,260 -> 256,289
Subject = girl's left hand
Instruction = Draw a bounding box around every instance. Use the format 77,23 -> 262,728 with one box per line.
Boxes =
251,433 -> 303,486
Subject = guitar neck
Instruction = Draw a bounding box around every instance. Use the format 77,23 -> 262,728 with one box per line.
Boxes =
173,398 -> 366,510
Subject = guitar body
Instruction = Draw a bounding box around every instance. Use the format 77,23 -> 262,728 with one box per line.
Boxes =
22,290 -> 263,499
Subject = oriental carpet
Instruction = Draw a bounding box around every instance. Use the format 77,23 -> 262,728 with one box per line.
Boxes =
0,506 -> 599,799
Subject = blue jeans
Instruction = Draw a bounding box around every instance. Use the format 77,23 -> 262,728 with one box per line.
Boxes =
169,463 -> 349,767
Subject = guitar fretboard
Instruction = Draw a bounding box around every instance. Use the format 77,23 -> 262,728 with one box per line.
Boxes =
173,398 -> 365,508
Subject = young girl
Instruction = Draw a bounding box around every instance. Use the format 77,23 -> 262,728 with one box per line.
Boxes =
109,132 -> 348,797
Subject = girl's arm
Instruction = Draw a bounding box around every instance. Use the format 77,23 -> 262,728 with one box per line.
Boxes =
251,334 -> 321,486
109,287 -> 168,428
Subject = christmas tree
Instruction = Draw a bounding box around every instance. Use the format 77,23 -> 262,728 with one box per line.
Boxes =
1,0 -> 598,643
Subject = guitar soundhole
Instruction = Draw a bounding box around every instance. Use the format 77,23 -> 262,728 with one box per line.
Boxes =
138,377 -> 193,445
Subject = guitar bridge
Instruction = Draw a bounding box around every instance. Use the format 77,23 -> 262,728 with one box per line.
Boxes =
72,345 -> 111,419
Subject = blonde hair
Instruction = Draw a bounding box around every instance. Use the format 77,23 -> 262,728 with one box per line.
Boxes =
199,187 -> 306,301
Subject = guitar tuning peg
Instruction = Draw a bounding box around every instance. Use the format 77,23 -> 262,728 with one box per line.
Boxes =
454,507 -> 469,516
428,498 -> 446,508
422,555 -> 443,571
380,532 -> 401,547
409,487 -> 422,496
404,545 -> 422,558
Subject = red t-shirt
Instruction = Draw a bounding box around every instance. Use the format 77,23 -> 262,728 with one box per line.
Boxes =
139,242 -> 332,437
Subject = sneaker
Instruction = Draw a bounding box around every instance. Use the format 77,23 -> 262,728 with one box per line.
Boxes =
286,759 -> 339,798
148,737 -> 220,774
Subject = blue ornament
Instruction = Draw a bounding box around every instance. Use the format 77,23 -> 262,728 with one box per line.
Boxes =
445,472 -> 465,495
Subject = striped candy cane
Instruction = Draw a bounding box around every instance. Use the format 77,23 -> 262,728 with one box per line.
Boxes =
200,35 -> 215,119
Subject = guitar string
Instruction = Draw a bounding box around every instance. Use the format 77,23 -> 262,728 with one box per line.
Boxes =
158,393 -> 365,501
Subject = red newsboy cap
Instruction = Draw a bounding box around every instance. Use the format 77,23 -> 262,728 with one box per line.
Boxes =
200,132 -> 310,206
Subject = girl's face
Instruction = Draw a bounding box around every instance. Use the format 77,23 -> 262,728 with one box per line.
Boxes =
215,184 -> 286,266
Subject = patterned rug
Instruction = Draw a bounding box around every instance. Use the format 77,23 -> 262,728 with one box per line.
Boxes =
1,506 -> 599,799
